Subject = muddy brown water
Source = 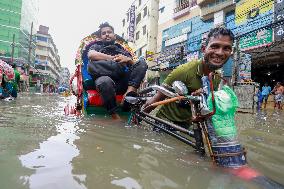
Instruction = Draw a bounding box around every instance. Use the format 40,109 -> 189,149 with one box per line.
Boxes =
0,93 -> 283,189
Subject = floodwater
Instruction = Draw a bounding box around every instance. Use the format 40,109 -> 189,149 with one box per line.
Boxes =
0,93 -> 283,189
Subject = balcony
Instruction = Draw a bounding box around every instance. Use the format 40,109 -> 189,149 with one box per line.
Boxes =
200,0 -> 235,20
173,1 -> 191,19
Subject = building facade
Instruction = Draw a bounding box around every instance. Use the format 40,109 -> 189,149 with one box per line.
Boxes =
0,0 -> 38,67
33,25 -> 61,93
60,67 -> 70,88
121,0 -> 159,70
0,0 -> 39,91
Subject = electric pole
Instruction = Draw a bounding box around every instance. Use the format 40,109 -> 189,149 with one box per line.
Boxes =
27,22 -> 33,72
26,22 -> 34,91
10,34 -> 15,64
233,36 -> 240,85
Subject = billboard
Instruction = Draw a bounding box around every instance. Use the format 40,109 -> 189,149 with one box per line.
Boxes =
128,5 -> 135,42
274,0 -> 284,41
239,28 -> 273,50
162,20 -> 192,41
235,0 -> 273,25
238,53 -> 252,81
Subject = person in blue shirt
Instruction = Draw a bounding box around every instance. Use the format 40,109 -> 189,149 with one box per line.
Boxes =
261,83 -> 271,109
255,86 -> 263,110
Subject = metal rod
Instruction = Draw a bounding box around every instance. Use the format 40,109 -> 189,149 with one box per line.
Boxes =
139,111 -> 194,137
136,114 -> 197,149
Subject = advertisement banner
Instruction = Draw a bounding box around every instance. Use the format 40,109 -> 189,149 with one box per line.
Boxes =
238,53 -> 251,82
165,33 -> 187,47
235,0 -> 273,25
274,0 -> 284,41
128,5 -> 135,42
186,51 -> 199,62
239,28 -> 273,50
162,20 -> 192,40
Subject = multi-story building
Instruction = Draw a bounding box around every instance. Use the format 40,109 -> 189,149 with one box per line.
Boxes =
0,0 -> 38,67
121,0 -> 159,71
33,25 -> 61,92
0,0 -> 39,91
60,67 -> 70,88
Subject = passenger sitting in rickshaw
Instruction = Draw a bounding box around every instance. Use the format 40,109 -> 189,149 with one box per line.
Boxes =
87,22 -> 147,119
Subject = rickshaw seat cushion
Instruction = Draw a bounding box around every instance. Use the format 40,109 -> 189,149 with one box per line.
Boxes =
87,90 -> 123,106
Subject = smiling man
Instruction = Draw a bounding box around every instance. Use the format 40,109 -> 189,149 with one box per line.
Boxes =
143,27 -> 234,149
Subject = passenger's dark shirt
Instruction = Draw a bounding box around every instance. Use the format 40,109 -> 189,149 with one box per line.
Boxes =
89,41 -> 132,57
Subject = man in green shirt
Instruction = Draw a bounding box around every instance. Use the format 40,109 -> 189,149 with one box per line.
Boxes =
143,27 -> 234,148
12,64 -> 20,91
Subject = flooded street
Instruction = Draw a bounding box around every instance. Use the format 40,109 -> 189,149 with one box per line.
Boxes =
0,93 -> 283,189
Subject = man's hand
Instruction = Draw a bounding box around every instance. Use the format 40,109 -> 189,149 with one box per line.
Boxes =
191,88 -> 204,96
88,50 -> 114,61
113,54 -> 134,65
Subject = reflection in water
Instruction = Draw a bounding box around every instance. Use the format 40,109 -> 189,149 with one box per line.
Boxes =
111,177 -> 142,189
0,94 -> 284,189
19,120 -> 86,189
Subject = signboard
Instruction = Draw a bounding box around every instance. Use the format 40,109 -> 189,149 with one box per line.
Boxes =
128,5 -> 135,42
238,53 -> 251,81
162,20 -> 192,40
165,33 -> 187,47
146,51 -> 154,61
239,28 -> 273,50
214,10 -> 224,26
274,0 -> 284,41
235,0 -> 273,25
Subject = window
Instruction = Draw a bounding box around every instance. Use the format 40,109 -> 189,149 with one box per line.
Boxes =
37,36 -> 48,42
139,0 -> 142,6
143,7 -> 147,17
136,31 -> 140,40
122,19 -> 125,27
176,0 -> 188,6
136,13 -> 141,25
122,33 -> 124,39
143,25 -> 146,35
127,13 -> 129,21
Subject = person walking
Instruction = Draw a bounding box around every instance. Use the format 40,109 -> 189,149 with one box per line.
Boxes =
261,83 -> 271,109
271,82 -> 284,110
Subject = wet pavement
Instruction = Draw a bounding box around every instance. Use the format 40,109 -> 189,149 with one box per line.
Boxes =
0,93 -> 283,189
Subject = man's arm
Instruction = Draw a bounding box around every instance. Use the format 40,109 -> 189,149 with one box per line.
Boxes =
143,91 -> 167,113
88,50 -> 114,61
113,54 -> 134,65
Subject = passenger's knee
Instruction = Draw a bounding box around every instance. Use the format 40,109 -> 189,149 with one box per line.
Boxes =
95,76 -> 114,90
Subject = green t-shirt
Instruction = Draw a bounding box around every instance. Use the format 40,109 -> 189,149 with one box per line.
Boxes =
156,59 -> 220,123
12,68 -> 20,91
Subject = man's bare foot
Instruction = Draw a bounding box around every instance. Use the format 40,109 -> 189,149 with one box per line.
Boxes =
124,86 -> 137,98
111,113 -> 121,120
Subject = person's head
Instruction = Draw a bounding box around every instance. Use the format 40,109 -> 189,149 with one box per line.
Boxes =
264,82 -> 268,86
98,22 -> 116,43
202,27 -> 234,71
